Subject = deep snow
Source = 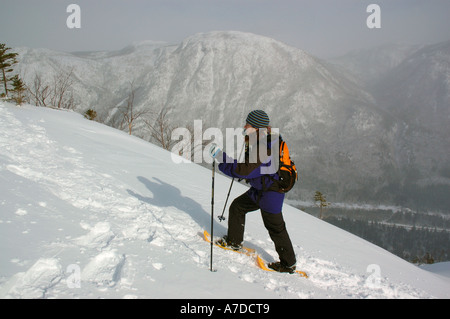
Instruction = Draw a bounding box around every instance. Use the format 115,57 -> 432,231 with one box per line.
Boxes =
0,101 -> 449,299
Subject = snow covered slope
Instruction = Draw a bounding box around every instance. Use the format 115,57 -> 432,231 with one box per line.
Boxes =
0,101 -> 449,299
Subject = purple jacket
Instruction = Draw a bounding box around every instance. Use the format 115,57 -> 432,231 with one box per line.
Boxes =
218,134 -> 285,214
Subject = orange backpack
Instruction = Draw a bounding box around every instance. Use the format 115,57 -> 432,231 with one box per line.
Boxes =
276,136 -> 298,193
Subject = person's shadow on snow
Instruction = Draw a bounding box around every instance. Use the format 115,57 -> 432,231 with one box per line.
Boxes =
127,176 -> 227,235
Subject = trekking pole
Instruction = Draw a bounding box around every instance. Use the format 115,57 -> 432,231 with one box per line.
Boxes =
210,161 -> 216,272
218,178 -> 234,222
218,142 -> 245,222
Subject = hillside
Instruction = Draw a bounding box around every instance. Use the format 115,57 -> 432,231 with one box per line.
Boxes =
0,101 -> 449,299
331,43 -> 422,87
333,41 -> 450,209
373,41 -> 450,194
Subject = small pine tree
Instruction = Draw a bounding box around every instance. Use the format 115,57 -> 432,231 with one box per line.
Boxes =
314,191 -> 330,219
11,75 -> 27,105
84,109 -> 97,121
0,43 -> 19,98
424,252 -> 434,264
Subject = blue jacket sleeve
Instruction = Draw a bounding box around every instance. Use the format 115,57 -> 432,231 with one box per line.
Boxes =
218,151 -> 268,179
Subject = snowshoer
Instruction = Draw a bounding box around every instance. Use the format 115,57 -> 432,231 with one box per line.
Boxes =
208,110 -> 297,273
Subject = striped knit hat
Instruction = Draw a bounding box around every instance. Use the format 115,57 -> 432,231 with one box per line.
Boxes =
246,110 -> 270,128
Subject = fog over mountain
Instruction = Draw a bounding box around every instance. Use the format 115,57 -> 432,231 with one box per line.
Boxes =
13,31 -> 450,211
334,40 -> 450,210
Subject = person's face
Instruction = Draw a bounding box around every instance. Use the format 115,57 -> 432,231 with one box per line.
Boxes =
243,123 -> 257,136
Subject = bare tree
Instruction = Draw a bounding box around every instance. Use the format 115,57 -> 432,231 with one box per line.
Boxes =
25,68 -> 75,109
51,68 -> 75,109
120,83 -> 149,135
27,72 -> 51,106
144,107 -> 175,150
142,108 -> 209,160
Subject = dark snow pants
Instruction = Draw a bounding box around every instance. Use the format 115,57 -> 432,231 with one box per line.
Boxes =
227,193 -> 297,267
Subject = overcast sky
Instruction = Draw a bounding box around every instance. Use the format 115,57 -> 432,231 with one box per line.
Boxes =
1,0 -> 449,58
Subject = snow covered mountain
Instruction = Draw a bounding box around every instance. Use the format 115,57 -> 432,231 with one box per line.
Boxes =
335,41 -> 450,209
12,31 -> 450,210
133,32 -> 395,201
331,43 -> 422,87
1,101 -> 449,299
16,40 -> 176,111
373,40 -> 450,140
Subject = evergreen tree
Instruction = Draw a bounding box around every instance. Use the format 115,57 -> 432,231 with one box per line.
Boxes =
11,75 -> 27,105
0,43 -> 19,98
84,109 -> 97,121
314,191 -> 330,219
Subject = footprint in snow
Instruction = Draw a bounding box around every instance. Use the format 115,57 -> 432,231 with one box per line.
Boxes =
15,208 -> 28,216
81,250 -> 125,286
74,222 -> 115,250
5,258 -> 62,299
152,263 -> 164,270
